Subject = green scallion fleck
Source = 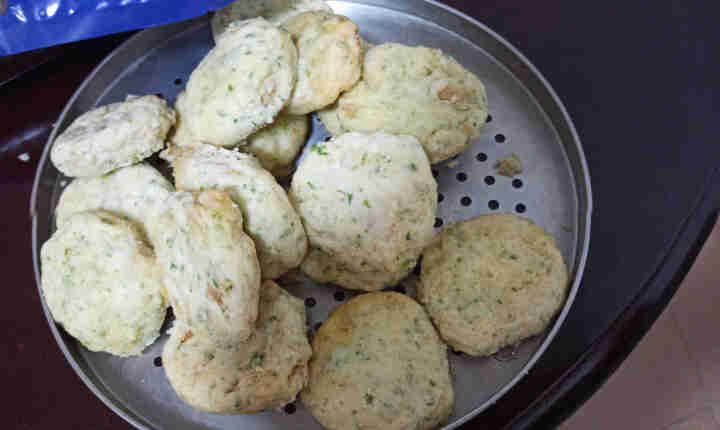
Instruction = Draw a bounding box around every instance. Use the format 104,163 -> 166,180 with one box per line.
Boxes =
249,351 -> 265,367
338,190 -> 353,205
311,144 -> 329,155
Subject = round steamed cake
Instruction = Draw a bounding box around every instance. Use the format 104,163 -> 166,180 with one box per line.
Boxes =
302,292 -> 454,430
290,132 -> 437,291
50,94 -> 175,177
40,210 -> 166,356
331,43 -> 489,163
418,214 -> 569,356
174,18 -> 297,147
152,190 -> 262,344
163,280 -> 312,413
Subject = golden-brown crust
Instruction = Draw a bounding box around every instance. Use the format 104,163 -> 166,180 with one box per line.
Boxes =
418,213 -> 569,356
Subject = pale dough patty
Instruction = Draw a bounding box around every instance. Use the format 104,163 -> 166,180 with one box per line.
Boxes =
175,18 -> 297,147
163,143 -> 308,279
282,11 -> 363,115
51,94 -> 175,177
302,292 -> 453,430
290,132 -> 437,291
330,43 -> 489,163
241,113 -> 309,177
54,163 -> 173,245
211,0 -> 332,42
163,280 -> 311,414
418,214 -> 569,356
40,210 -> 166,357
153,190 -> 262,344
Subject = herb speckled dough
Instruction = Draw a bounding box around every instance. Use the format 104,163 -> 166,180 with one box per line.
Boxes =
302,292 -> 453,430
174,18 -> 297,147
241,113 -> 309,177
290,132 -> 437,291
282,11 -> 363,115
40,211 -> 166,357
211,0 -> 332,42
163,144 -> 308,279
55,164 -> 173,246
163,280 -> 312,413
50,95 -> 175,177
153,190 -> 262,344
330,43 -> 489,163
418,214 -> 569,356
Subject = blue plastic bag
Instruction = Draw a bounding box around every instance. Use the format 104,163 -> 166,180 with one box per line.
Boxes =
0,0 -> 233,56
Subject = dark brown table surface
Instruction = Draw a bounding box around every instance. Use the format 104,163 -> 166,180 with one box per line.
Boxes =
2,1 -> 719,429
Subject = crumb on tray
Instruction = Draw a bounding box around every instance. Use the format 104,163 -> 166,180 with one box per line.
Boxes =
495,154 -> 523,177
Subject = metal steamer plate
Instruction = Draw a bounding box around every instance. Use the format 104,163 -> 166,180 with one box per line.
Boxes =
31,1 -> 592,428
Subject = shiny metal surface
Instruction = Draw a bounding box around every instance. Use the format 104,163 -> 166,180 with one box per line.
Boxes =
31,1 -> 592,428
